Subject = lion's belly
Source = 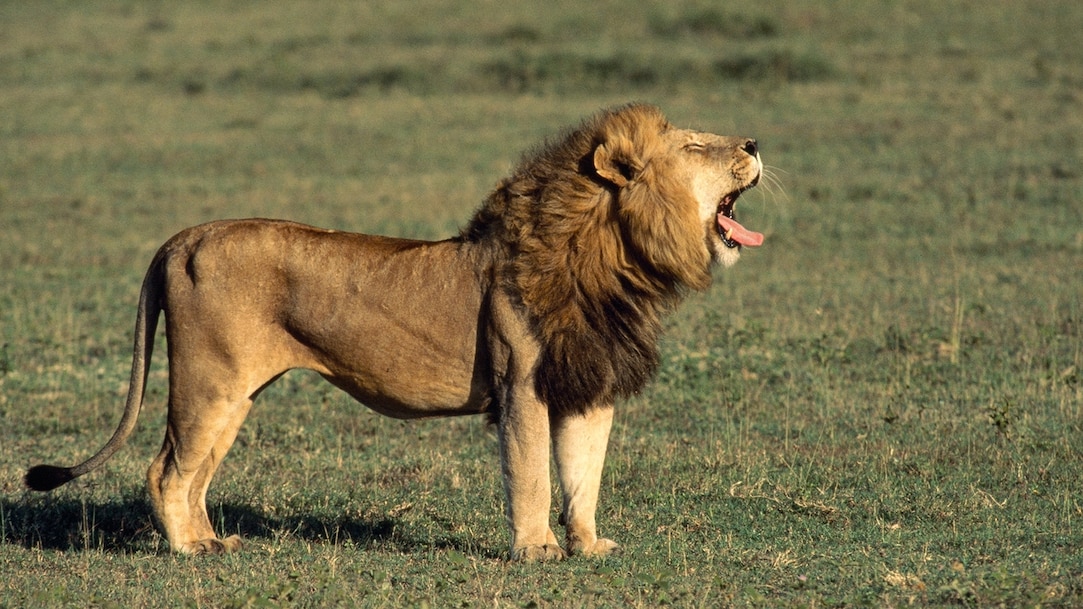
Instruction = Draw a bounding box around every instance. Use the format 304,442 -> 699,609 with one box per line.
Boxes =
276,233 -> 493,419
304,309 -> 488,418
321,363 -> 488,419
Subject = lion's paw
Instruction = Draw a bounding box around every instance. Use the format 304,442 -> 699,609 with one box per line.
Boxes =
183,535 -> 244,555
569,537 -> 620,558
511,543 -> 567,562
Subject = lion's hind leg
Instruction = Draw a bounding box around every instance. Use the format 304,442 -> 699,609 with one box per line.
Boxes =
148,390 -> 253,555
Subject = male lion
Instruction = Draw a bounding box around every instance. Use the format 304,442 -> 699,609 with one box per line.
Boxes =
26,103 -> 763,561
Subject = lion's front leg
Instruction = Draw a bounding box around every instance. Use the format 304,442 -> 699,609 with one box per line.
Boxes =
552,405 -> 619,557
499,392 -> 564,562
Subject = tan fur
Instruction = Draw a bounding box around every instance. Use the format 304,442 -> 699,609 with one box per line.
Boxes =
25,104 -> 762,560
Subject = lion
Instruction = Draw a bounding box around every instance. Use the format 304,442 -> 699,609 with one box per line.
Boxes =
25,103 -> 763,561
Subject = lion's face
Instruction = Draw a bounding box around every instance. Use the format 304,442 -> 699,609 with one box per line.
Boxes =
593,113 -> 763,278
677,129 -> 763,268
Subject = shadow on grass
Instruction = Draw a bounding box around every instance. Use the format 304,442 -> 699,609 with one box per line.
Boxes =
1,495 -> 497,557
1,494 -> 156,552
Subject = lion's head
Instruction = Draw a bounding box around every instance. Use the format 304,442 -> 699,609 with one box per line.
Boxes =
462,103 -> 762,414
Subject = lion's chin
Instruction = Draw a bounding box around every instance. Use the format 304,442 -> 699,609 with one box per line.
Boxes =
715,247 -> 741,268
709,234 -> 742,268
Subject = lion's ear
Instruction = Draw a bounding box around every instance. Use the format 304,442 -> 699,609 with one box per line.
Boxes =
593,137 -> 640,188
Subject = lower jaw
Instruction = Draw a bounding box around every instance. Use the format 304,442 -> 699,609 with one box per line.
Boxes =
711,241 -> 742,268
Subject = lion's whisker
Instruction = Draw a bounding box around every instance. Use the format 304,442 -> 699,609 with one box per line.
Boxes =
759,165 -> 790,201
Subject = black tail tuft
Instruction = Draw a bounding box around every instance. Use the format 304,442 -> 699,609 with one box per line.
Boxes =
25,464 -> 76,491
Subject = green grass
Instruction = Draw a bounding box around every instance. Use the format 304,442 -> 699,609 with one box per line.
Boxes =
2,0 -> 1082,606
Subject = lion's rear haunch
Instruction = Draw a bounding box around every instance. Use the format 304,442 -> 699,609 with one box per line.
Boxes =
25,464 -> 76,491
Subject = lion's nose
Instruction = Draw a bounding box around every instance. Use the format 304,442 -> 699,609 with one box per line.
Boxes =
741,139 -> 758,157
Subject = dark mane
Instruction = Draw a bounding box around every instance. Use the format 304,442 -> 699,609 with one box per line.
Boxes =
461,103 -> 710,414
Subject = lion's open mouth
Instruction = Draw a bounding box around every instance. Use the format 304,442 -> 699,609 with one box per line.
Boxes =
716,186 -> 764,249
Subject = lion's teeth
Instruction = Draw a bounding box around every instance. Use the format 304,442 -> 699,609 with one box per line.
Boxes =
724,228 -> 734,241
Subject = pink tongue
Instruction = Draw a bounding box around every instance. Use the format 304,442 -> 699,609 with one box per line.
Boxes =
718,215 -> 764,247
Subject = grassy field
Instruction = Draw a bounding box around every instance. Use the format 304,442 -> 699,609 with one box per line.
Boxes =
2,0 -> 1081,606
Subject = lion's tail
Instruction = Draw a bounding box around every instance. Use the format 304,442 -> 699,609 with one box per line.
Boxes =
25,251 -> 166,492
